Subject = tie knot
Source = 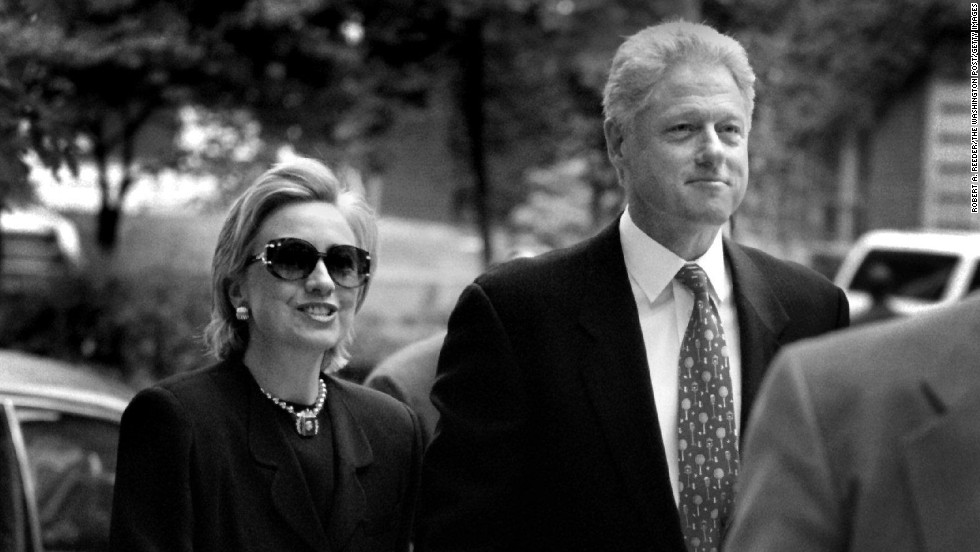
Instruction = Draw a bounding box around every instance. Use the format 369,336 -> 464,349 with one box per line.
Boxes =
676,263 -> 710,296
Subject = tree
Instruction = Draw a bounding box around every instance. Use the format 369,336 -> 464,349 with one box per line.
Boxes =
1,0 -> 450,252
705,0 -> 965,243
0,62 -> 35,208
440,0 -> 701,263
1,0 -> 206,250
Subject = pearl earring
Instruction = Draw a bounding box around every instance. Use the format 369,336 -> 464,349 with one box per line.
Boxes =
236,305 -> 251,321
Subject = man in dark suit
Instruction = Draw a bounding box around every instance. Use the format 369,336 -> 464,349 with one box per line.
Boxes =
726,294 -> 980,552
415,21 -> 849,552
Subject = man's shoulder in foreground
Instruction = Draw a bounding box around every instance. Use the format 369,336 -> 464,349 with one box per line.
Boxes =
727,296 -> 980,552
751,293 -> 980,445
780,293 -> 980,383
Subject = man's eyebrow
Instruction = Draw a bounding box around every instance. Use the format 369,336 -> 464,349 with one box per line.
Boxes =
658,107 -> 746,121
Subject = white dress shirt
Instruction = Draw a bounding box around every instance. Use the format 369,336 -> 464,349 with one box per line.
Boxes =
618,209 -> 742,505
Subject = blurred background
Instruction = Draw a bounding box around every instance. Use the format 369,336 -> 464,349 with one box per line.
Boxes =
0,0 -> 972,388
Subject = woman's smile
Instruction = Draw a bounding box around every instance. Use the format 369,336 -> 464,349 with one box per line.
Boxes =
297,302 -> 338,323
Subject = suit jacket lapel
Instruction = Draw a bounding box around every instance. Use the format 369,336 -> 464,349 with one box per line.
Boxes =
724,240 -> 789,431
902,324 -> 980,552
576,222 -> 684,544
325,376 -> 374,552
247,381 -> 330,552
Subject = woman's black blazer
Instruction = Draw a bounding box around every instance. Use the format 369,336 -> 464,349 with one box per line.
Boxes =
109,359 -> 423,552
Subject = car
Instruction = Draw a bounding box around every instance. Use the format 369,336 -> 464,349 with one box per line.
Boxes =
1,349 -> 134,552
0,206 -> 83,295
833,229 -> 980,318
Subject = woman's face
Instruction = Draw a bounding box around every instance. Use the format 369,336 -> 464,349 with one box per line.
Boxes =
231,201 -> 360,358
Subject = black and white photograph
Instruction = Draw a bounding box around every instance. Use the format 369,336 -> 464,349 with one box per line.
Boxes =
0,1 -> 973,551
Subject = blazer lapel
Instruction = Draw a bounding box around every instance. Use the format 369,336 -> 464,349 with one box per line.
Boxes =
325,377 -> 374,552
248,382 -> 330,552
576,222 -> 684,543
902,335 -> 980,551
724,240 -> 789,430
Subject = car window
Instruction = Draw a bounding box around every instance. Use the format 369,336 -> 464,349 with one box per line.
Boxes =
968,261 -> 980,294
16,408 -> 119,552
1,403 -> 29,552
850,250 -> 959,301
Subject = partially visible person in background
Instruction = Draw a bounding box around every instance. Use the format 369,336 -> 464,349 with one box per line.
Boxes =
850,261 -> 898,326
110,157 -> 422,552
364,331 -> 445,445
726,293 -> 980,551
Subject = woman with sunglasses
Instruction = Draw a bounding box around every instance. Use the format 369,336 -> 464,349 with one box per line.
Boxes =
110,157 -> 422,552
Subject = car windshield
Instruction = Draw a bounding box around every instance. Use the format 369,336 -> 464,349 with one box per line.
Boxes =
850,250 -> 959,301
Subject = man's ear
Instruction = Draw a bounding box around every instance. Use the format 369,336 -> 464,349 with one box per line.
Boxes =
604,118 -> 630,186
603,118 -> 626,171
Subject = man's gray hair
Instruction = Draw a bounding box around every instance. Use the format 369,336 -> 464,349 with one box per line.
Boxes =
602,20 -> 756,132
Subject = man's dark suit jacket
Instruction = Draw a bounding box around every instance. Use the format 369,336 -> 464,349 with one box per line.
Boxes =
110,359 -> 423,552
416,220 -> 849,552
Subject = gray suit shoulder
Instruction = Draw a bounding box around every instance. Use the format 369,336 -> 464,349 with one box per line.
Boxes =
776,294 -> 980,394
365,332 -> 444,387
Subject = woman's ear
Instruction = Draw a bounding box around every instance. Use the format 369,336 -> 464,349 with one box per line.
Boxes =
227,277 -> 247,307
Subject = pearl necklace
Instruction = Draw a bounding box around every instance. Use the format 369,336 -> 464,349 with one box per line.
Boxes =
259,379 -> 327,437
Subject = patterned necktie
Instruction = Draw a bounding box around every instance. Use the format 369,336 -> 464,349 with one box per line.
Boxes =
675,263 -> 738,552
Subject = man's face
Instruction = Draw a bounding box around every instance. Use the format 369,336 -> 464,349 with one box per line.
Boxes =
607,62 -> 750,234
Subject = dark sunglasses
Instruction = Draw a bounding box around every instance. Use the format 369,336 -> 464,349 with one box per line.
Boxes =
247,237 -> 371,288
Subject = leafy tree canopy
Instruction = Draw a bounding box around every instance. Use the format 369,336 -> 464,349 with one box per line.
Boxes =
0,0 -> 452,248
722,0 -> 965,146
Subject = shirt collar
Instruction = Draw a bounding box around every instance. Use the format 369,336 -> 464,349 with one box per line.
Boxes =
619,208 -> 730,304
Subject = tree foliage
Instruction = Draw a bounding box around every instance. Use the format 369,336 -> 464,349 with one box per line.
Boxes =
0,0 -> 962,254
724,0 -> 964,146
0,0 -> 450,250
698,0 -> 966,244
0,62 -> 33,207
437,0 -> 696,259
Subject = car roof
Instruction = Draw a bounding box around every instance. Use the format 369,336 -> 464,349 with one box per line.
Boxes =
853,230 -> 980,256
0,206 -> 83,265
0,350 -> 134,414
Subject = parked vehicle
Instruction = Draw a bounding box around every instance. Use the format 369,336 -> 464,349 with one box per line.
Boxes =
833,229 -> 980,317
1,349 -> 133,552
0,207 -> 82,295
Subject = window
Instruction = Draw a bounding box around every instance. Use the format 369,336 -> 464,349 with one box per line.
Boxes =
850,250 -> 959,302
16,408 -> 119,552
1,403 -> 30,552
968,261 -> 980,295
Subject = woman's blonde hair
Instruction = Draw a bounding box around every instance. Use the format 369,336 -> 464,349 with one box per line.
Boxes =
202,157 -> 377,368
